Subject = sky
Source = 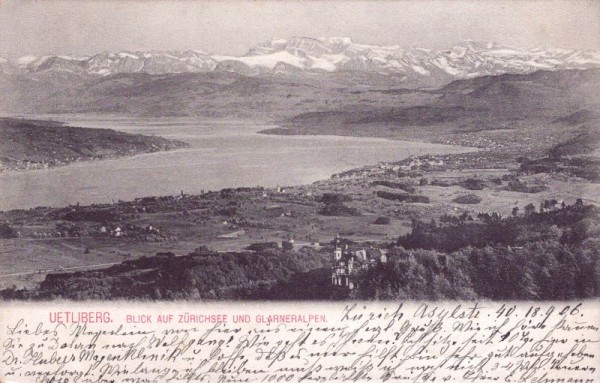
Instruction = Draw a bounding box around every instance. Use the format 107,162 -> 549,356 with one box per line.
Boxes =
0,0 -> 598,58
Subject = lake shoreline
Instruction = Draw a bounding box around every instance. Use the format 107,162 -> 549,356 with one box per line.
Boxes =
0,117 -> 190,173
0,117 -> 477,211
0,145 -> 191,175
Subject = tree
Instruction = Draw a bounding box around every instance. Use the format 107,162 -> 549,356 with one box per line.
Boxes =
518,266 -> 541,299
282,241 -> 294,251
524,203 -> 536,217
0,223 -> 17,238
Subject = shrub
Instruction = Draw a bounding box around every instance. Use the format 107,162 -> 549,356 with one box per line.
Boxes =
460,178 -> 485,190
246,242 -> 280,252
0,222 -> 17,238
319,202 -> 360,216
376,191 -> 430,203
452,194 -> 482,204
371,180 -> 416,193
320,193 -> 352,204
506,179 -> 548,193
431,179 -> 453,187
373,217 -> 391,225
217,206 -> 238,216
62,210 -> 118,222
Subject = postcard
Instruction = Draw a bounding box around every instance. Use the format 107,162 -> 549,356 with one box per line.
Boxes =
0,1 -> 598,381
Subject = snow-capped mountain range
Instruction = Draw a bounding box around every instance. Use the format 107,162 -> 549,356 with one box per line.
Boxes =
2,37 -> 600,83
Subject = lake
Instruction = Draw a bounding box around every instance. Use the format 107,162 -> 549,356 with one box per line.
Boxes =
0,116 -> 475,210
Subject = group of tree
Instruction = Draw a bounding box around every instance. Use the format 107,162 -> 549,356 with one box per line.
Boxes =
398,199 -> 595,252
1,247 -> 330,300
318,193 -> 360,216
0,222 -> 18,238
2,199 -> 598,301
356,199 -> 599,300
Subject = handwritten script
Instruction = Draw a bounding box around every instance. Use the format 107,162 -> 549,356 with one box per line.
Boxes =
1,301 -> 598,383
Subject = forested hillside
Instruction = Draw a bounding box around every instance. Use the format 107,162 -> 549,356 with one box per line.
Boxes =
3,200 -> 598,301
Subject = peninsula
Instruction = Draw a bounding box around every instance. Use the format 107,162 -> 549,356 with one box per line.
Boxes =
0,117 -> 189,172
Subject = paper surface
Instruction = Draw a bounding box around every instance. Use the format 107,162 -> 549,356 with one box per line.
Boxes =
1,301 -> 598,383
1,1 -> 600,382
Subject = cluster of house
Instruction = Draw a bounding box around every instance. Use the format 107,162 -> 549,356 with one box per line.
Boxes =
332,155 -> 448,181
98,224 -> 160,238
1,157 -> 93,172
331,236 -> 388,290
1,160 -> 52,172
393,155 -> 445,172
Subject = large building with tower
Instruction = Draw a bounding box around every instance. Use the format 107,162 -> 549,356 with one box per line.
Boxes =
331,236 -> 387,290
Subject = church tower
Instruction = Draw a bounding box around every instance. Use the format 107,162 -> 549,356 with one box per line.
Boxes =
333,235 -> 342,261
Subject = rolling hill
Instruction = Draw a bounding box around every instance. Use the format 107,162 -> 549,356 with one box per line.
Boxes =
0,118 -> 189,171
1,38 -> 599,116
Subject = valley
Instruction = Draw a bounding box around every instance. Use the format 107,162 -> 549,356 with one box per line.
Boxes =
0,39 -> 599,300
1,151 -> 597,299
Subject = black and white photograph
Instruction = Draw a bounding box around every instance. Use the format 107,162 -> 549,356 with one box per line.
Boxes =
0,0 -> 599,302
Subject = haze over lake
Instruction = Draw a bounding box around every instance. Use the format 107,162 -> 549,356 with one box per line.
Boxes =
0,116 -> 475,211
